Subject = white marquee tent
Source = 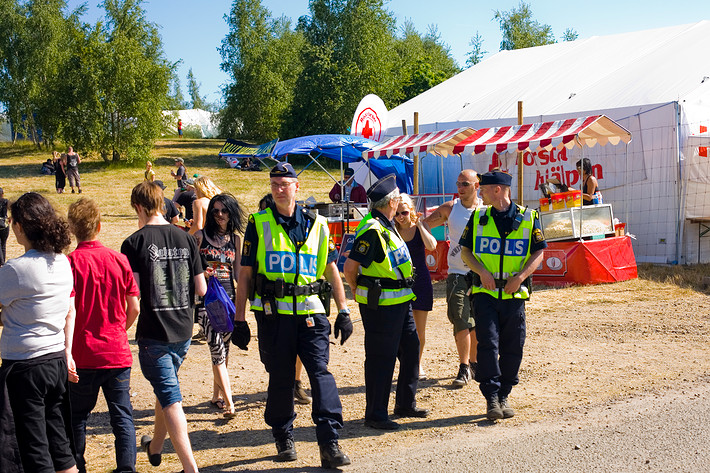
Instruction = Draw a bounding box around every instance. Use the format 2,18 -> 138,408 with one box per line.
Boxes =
385,21 -> 710,264
163,109 -> 218,138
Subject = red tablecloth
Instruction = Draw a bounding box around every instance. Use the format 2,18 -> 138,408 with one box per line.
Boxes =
533,235 -> 637,286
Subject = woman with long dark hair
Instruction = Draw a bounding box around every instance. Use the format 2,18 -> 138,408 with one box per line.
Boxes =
0,192 -> 78,473
194,192 -> 246,418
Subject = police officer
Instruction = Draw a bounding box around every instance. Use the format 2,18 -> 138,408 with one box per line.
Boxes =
343,174 -> 429,431
233,162 -> 353,468
459,171 -> 546,420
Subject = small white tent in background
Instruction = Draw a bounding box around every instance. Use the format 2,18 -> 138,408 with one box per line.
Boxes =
163,109 -> 218,138
384,21 -> 710,264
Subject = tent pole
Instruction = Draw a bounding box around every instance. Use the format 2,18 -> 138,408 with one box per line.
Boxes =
517,101 -> 524,204
413,112 -> 420,195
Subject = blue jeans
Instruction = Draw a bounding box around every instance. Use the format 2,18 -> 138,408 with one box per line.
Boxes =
69,367 -> 136,473
138,339 -> 190,408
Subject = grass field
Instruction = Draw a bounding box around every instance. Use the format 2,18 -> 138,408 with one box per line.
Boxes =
0,139 -> 340,259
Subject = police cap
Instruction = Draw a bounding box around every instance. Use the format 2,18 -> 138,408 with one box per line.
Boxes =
367,174 -> 397,202
478,171 -> 512,186
270,162 -> 298,179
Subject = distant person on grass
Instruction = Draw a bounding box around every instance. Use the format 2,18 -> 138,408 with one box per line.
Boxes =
121,181 -> 206,473
171,157 -> 187,201
54,150 -> 67,194
66,146 -> 82,194
67,198 -> 140,473
144,161 -> 155,182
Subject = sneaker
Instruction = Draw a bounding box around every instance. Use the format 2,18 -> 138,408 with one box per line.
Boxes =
419,365 -> 427,380
469,361 -> 478,379
320,441 -> 351,468
140,435 -> 161,466
451,363 -> 471,388
486,397 -> 504,420
294,380 -> 312,405
499,396 -> 515,418
275,437 -> 297,462
71,189 -> 75,193
78,189 -> 82,194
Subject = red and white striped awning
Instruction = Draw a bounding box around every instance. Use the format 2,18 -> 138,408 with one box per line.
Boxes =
452,115 -> 631,156
363,127 -> 476,159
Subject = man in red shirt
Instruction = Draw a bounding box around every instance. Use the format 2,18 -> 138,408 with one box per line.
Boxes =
67,198 -> 140,473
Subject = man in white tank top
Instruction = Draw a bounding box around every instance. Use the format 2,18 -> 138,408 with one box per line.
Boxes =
424,169 -> 483,388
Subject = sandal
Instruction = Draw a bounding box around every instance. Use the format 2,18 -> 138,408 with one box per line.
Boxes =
223,409 -> 238,419
210,399 -> 226,410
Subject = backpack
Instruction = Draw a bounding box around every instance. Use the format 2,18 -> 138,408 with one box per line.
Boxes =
204,276 -> 235,333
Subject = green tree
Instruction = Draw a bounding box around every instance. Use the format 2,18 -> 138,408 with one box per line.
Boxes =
219,0 -> 304,141
0,0 -> 76,146
285,0 -> 399,137
494,1 -> 555,50
562,28 -> 579,42
167,70 -> 187,109
395,22 -> 460,102
59,0 -> 173,161
187,67 -> 206,109
465,31 -> 486,67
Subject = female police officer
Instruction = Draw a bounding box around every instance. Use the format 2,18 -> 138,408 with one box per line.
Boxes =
344,174 -> 429,431
459,171 -> 546,421
233,162 -> 353,468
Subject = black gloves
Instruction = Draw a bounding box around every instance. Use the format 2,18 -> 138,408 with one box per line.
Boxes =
231,320 -> 251,350
333,310 -> 353,345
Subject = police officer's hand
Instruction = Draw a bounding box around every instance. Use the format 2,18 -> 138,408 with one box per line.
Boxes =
231,320 -> 251,350
334,310 -> 353,345
504,274 -> 523,295
480,271 -> 497,291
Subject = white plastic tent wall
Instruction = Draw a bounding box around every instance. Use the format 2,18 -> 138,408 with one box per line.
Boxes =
384,21 -> 710,264
163,109 -> 218,138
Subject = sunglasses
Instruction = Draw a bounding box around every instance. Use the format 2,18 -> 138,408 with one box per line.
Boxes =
456,181 -> 473,187
395,210 -> 410,217
212,208 -> 229,215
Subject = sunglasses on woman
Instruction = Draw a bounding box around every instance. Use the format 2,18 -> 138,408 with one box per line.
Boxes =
212,208 -> 229,215
395,210 -> 410,217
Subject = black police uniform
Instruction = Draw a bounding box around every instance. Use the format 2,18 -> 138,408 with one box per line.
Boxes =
459,201 -> 547,401
349,209 -> 420,423
241,203 -> 343,445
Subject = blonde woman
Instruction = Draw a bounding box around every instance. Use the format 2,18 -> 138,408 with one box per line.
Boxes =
189,176 -> 222,235
394,194 -> 437,377
144,161 -> 155,182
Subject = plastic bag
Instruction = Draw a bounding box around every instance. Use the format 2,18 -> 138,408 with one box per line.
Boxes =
204,277 -> 235,333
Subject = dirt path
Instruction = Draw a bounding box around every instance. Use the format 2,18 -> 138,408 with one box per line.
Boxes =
77,278 -> 710,472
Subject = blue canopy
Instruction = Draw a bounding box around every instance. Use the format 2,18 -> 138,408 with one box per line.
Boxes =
272,134 -> 413,194
272,134 -> 378,163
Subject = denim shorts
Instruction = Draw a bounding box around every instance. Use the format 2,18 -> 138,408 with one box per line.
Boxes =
138,338 -> 190,408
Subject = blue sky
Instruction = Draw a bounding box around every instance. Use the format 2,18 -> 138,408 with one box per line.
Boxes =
65,0 -> 710,107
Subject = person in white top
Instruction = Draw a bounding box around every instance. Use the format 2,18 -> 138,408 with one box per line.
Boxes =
424,169 -> 483,388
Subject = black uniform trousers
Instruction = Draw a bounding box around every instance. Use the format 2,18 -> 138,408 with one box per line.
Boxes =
472,293 -> 526,399
359,301 -> 420,422
254,310 -> 343,445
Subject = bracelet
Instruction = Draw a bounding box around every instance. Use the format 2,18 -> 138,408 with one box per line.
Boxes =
338,308 -> 351,316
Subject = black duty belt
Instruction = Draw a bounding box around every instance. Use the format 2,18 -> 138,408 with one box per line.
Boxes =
357,275 -> 415,290
255,274 -> 327,298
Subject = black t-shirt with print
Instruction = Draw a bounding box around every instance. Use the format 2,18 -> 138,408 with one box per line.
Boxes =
121,224 -> 203,342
